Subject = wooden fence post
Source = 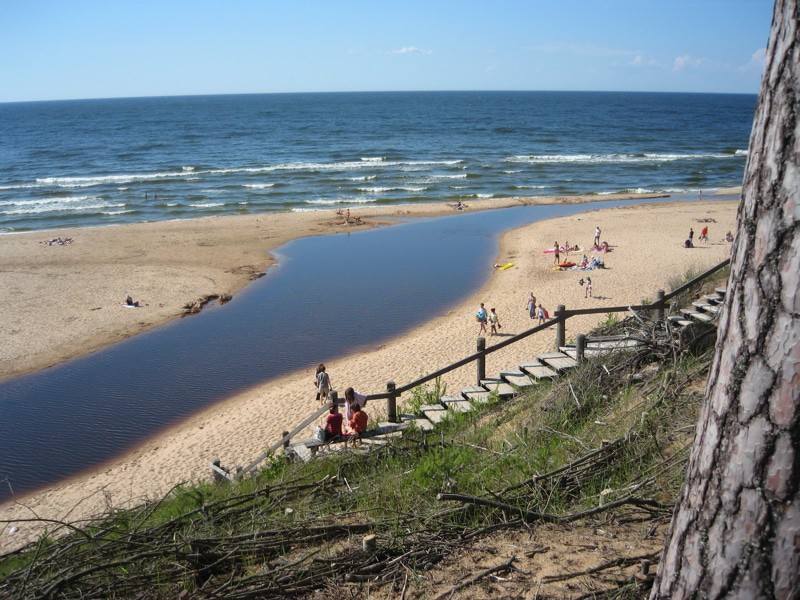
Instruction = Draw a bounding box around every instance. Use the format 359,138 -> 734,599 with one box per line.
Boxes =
476,337 -> 486,384
386,380 -> 398,423
555,304 -> 566,349
655,289 -> 665,321
282,431 -> 290,450
576,333 -> 586,364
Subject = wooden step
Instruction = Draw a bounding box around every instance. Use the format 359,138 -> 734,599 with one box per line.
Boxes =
400,414 -> 435,431
538,352 -> 578,371
500,370 -> 537,388
692,301 -> 719,314
680,308 -> 714,323
520,362 -> 559,379
462,388 -> 492,403
480,379 -> 516,397
421,406 -> 449,424
703,294 -> 724,304
668,315 -> 694,327
290,443 -> 314,463
715,287 -> 728,296
440,397 -> 473,413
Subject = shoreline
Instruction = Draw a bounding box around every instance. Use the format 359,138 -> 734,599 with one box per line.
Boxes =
0,192 -> 740,552
0,192 -> 678,382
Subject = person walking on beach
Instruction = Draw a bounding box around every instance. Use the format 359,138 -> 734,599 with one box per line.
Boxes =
689,227 -> 694,244
526,292 -> 537,319
476,303 -> 488,335
315,363 -> 331,404
553,241 -> 560,265
536,303 -> 546,325
594,226 -> 601,247
699,226 -> 709,242
488,307 -> 501,335
585,276 -> 593,299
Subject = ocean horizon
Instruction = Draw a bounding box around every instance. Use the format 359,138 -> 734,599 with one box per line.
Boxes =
0,91 -> 755,233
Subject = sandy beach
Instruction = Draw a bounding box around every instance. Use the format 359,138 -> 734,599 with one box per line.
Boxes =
0,193 -> 739,552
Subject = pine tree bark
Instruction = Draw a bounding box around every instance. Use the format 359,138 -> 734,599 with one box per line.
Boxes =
650,1 -> 800,598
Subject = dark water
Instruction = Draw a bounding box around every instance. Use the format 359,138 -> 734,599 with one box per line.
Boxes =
0,195 -> 732,501
0,91 -> 755,232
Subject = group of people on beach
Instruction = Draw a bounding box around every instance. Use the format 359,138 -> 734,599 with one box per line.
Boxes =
42,237 -> 74,246
475,302 -> 503,335
315,364 -> 369,446
526,292 -> 549,325
684,225 -> 711,248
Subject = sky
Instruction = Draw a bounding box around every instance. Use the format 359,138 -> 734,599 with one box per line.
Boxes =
0,0 -> 773,103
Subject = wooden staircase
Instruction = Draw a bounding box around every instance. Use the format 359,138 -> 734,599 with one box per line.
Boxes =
284,288 -> 727,463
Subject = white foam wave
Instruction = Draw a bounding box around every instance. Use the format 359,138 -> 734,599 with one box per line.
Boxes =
25,159 -> 465,191
734,149 -> 748,156
360,157 -> 386,162
243,183 -> 276,189
356,186 -> 427,193
597,188 -> 656,195
3,200 -> 125,215
506,152 -> 739,165
304,197 -> 379,206
0,183 -> 43,191
189,202 -> 225,208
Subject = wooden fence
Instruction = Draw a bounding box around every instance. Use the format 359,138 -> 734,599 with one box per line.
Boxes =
238,258 -> 729,476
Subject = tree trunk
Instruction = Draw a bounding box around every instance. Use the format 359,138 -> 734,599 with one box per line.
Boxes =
651,1 -> 800,598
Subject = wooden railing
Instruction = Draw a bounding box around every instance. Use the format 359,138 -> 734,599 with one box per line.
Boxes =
238,258 -> 729,476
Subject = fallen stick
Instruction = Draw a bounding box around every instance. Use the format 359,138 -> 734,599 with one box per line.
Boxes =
432,555 -> 518,600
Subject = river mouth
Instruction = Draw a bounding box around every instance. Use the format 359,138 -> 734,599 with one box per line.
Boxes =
0,195 -> 735,501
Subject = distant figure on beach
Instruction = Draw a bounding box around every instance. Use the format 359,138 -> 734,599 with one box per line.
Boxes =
476,303 -> 488,335
698,190 -> 703,200
344,386 -> 367,425
585,276 -> 593,298
488,308 -> 501,335
580,254 -> 589,268
536,303 -> 546,325
553,241 -> 560,265
689,228 -> 694,244
594,226 -> 601,247
348,403 -> 368,445
526,292 -> 537,319
564,240 -> 570,255
323,404 -> 344,442
315,363 -> 331,403
699,226 -> 709,242
125,295 -> 140,307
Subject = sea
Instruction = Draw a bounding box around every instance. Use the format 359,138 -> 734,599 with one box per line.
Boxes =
0,91 -> 755,502
0,91 -> 756,233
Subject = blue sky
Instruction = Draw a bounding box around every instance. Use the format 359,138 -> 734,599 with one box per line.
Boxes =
1,0 -> 772,102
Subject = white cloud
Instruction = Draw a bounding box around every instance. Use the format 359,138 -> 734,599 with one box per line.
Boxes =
740,48 -> 766,72
390,46 -> 431,56
673,54 -> 709,71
